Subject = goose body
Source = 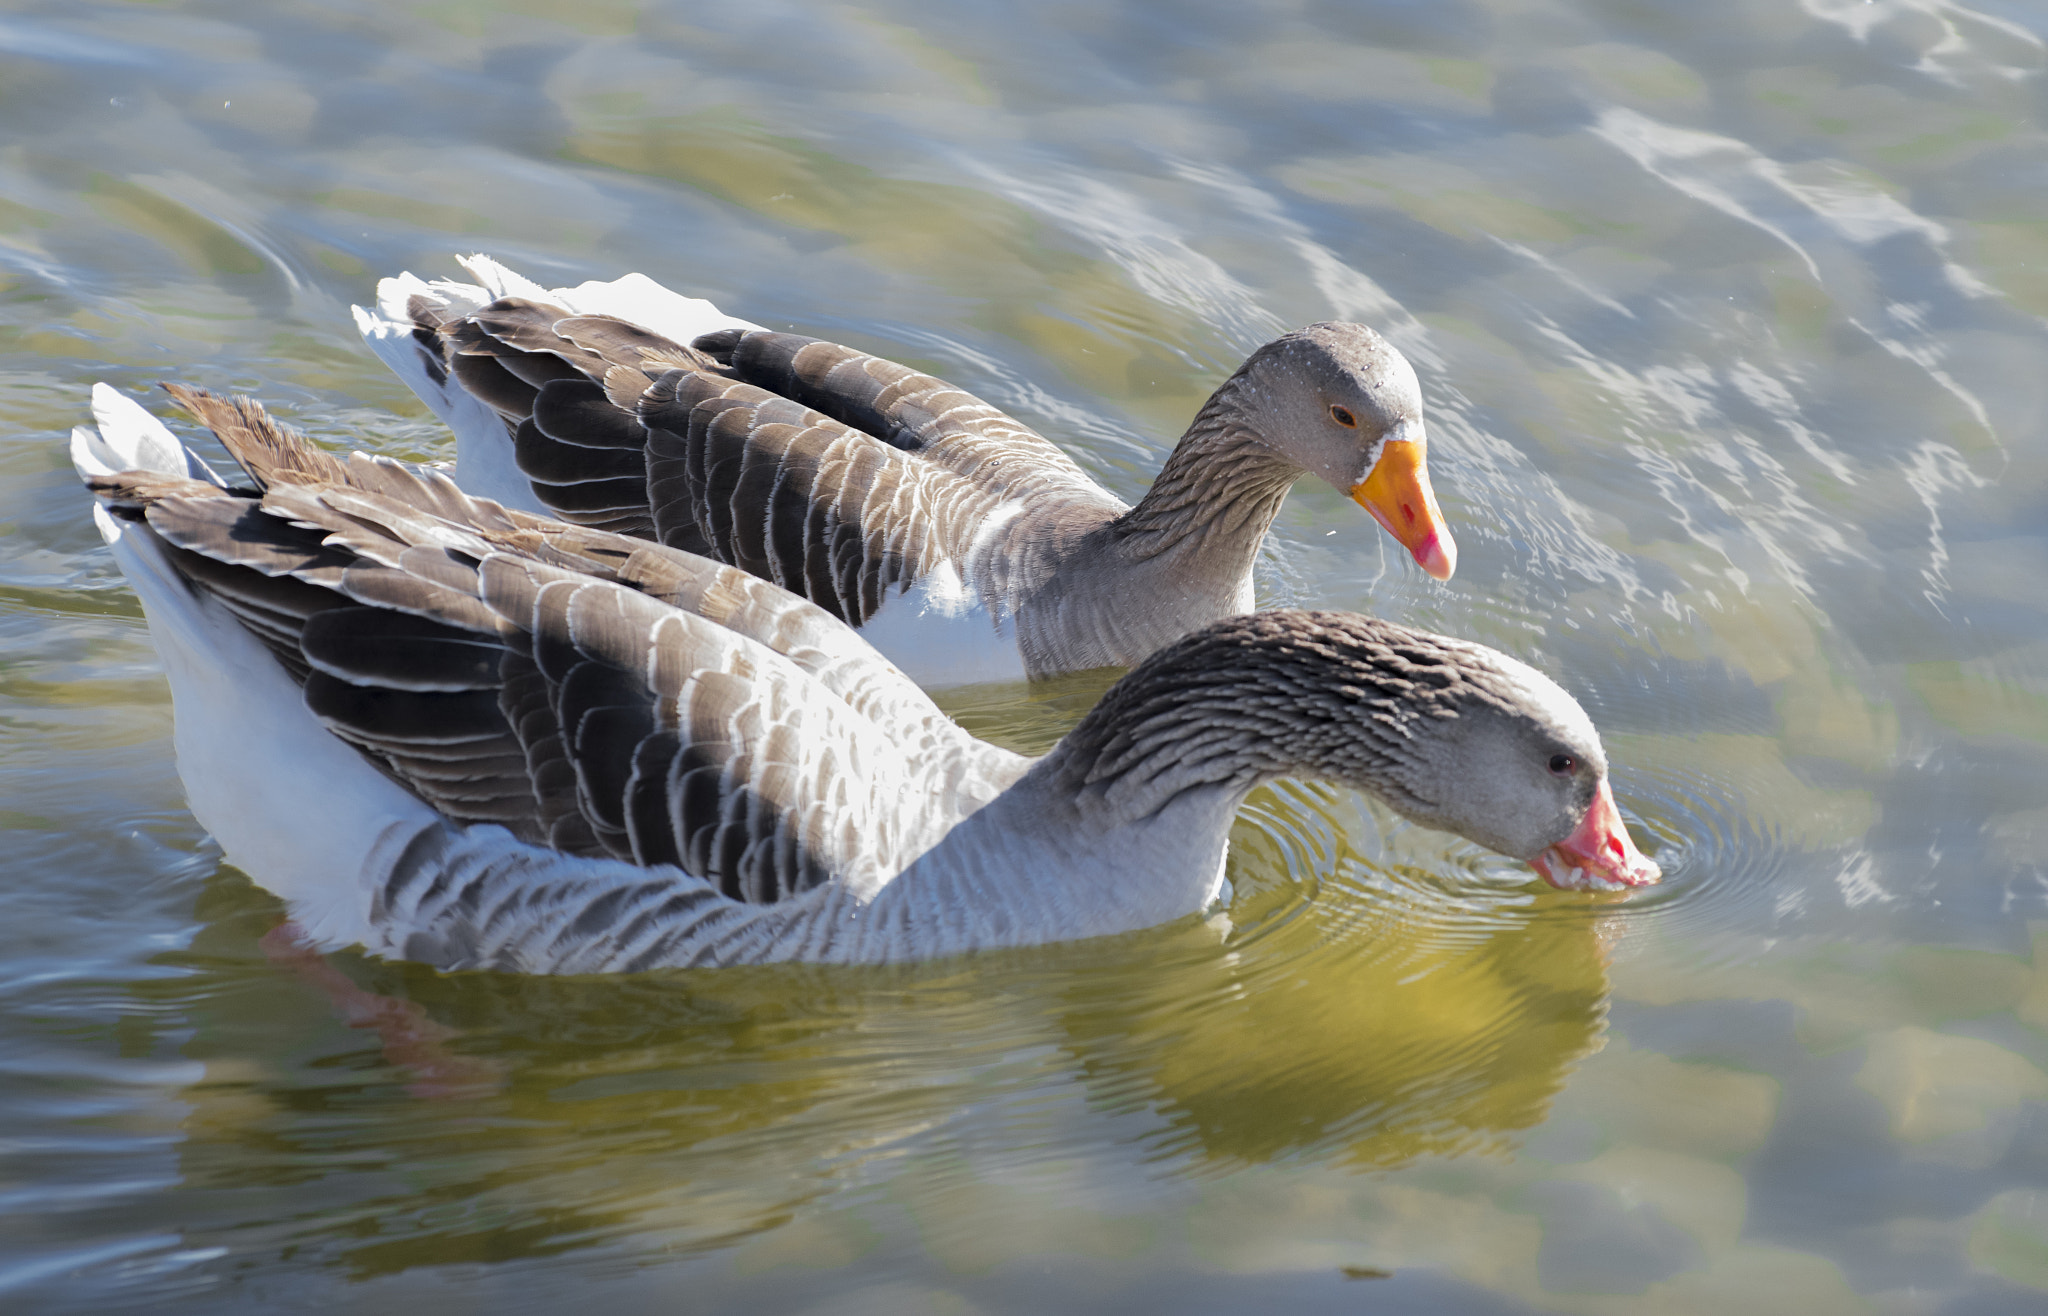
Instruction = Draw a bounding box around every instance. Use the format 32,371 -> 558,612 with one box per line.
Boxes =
354,256 -> 1456,686
74,385 -> 1653,973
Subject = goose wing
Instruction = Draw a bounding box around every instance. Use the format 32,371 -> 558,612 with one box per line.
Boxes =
410,296 -> 1038,624
91,388 -> 1022,905
688,325 -> 1099,490
367,259 -> 1126,626
352,254 -> 760,520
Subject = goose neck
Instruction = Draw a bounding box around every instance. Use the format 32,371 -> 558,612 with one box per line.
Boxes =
1037,645 -> 1338,826
1033,613 -> 1472,828
1115,379 -> 1303,564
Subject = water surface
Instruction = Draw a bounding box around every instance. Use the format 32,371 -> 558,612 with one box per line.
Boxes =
4,0 -> 2048,1311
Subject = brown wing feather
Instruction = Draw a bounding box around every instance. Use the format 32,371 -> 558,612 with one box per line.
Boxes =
635,370 -> 1008,626
698,329 -> 1101,492
405,297 -> 738,543
102,395 -> 983,902
417,300 -> 1124,629
161,384 -> 353,490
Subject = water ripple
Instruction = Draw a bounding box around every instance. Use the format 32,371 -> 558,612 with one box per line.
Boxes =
1591,763 -> 1792,945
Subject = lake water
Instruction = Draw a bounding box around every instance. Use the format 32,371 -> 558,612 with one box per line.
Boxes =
4,0 -> 2047,1311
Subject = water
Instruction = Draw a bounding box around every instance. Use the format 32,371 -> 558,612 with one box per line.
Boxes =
3,0 -> 2047,1310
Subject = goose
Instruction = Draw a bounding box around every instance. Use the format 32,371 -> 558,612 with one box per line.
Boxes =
353,256 -> 1457,686
72,384 -> 1654,973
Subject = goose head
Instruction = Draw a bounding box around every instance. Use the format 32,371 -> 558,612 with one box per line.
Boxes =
1067,612 -> 1658,890
1229,323 -> 1456,580
1354,631 -> 1662,890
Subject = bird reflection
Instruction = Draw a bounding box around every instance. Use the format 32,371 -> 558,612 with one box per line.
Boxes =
152,774 -> 1615,1277
1054,781 -> 1613,1173
1056,893 -> 1609,1171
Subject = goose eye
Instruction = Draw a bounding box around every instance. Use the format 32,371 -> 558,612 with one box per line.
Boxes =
1329,404 -> 1358,428
1548,753 -> 1576,776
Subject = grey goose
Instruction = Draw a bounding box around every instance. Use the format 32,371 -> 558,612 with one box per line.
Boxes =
354,256 -> 1457,686
73,384 -> 1653,972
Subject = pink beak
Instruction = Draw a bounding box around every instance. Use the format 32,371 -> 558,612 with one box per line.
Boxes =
1530,779 -> 1661,891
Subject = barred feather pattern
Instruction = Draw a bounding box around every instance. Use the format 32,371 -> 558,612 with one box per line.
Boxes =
94,390 -> 1020,920
402,292 -> 1123,635
637,367 -> 1105,629
362,261 -> 1440,678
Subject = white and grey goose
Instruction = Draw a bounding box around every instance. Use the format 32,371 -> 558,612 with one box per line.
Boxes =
353,256 -> 1458,686
73,384 -> 1653,973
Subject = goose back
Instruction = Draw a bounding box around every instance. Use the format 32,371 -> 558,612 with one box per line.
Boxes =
77,386 -> 1028,940
356,257 -> 1455,682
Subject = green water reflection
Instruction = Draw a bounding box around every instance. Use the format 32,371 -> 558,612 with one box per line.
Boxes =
154,822 -> 1614,1279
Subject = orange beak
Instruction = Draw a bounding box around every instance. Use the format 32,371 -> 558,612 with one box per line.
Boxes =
1349,438 -> 1456,580
1529,780 -> 1662,891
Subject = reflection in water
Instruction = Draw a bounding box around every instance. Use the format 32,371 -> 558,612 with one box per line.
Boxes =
1058,893 -> 1609,1174
928,666 -> 1129,757
157,778 -> 1615,1278
931,678 -> 1617,1172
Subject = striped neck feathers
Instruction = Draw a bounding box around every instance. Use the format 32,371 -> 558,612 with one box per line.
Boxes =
1113,369 -> 1305,564
1035,611 -> 1477,826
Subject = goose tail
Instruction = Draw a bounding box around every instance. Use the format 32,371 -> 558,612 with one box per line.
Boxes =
70,383 -> 228,541
351,260 -> 537,509
71,385 -> 452,950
